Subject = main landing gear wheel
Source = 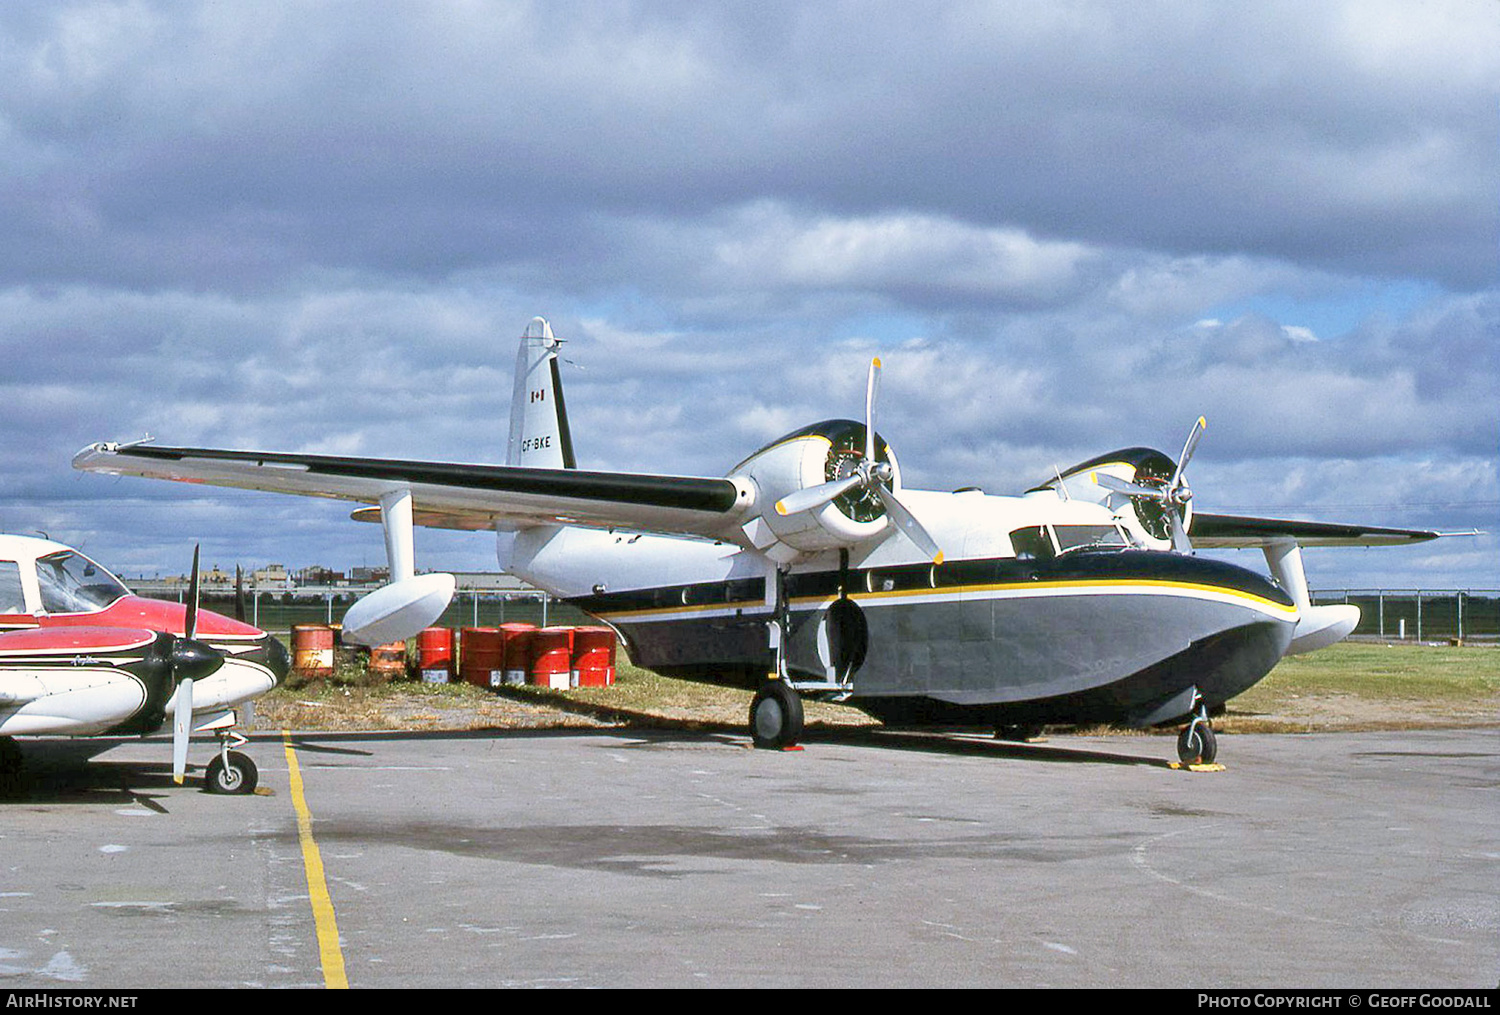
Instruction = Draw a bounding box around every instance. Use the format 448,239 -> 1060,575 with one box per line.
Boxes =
204,750 -> 258,794
1177,722 -> 1217,766
750,681 -> 805,750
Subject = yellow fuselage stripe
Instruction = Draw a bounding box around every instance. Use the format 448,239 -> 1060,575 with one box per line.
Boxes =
283,732 -> 349,990
592,578 -> 1296,622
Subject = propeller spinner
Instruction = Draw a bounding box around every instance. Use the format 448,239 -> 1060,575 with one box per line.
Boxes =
775,359 -> 944,563
1093,416 -> 1206,552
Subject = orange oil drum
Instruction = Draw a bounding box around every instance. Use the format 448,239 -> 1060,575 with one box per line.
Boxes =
368,641 -> 408,680
292,624 -> 335,679
528,627 -> 574,689
417,627 -> 454,683
498,623 -> 536,686
570,626 -> 617,687
460,627 -> 505,689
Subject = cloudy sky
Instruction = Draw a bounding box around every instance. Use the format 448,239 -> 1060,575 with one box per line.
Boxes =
2,0 -> 1496,591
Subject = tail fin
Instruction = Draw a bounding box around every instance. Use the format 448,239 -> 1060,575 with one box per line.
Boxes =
506,317 -> 576,469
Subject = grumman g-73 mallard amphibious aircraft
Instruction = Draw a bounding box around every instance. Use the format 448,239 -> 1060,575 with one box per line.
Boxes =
75,318 -> 1445,766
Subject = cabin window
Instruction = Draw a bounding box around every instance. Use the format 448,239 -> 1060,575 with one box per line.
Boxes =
1008,526 -> 1054,560
35,551 -> 128,614
1052,524 -> 1129,554
0,562 -> 25,614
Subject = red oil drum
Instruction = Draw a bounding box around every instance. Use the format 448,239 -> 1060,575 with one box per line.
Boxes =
368,641 -> 407,680
528,627 -> 574,689
498,623 -> 536,686
460,627 -> 505,689
417,627 -> 454,683
292,624 -> 335,679
571,626 -> 617,687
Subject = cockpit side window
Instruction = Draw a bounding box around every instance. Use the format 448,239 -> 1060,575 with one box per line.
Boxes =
1008,526 -> 1055,560
0,562 -> 26,614
35,551 -> 128,614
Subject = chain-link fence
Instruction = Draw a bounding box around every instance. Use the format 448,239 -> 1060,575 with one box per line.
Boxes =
1312,590 -> 1500,642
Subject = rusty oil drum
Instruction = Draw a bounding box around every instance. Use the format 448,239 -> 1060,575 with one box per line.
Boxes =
291,624 -> 335,679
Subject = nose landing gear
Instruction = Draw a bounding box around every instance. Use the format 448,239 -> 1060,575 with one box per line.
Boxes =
203,727 -> 259,794
1176,696 -> 1218,767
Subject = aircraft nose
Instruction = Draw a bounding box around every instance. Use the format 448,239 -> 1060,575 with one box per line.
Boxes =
261,633 -> 291,686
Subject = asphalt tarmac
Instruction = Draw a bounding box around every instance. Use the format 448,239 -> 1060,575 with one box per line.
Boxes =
0,725 -> 1495,989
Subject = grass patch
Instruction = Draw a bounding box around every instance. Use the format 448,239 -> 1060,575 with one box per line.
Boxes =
1220,641 -> 1499,733
1235,641 -> 1499,707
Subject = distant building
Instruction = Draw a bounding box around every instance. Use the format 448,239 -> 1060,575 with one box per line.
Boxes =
350,566 -> 390,584
252,564 -> 291,590
296,565 -> 344,585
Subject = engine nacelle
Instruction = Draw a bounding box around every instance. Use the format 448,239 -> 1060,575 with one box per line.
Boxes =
732,419 -> 900,554
1032,447 -> 1190,551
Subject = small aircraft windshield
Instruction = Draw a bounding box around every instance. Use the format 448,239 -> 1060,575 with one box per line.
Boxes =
1052,524 -> 1129,554
35,550 -> 129,614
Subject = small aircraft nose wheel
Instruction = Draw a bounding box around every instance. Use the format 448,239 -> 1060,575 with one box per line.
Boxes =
1176,718 -> 1217,766
203,729 -> 258,794
205,750 -> 258,794
749,680 -> 805,750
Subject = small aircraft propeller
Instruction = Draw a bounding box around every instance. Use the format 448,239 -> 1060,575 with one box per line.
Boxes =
168,545 -> 224,784
1093,416 -> 1206,552
775,358 -> 944,563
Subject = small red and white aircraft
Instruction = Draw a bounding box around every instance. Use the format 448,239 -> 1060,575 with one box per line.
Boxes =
74,318 -> 1445,765
0,534 -> 289,792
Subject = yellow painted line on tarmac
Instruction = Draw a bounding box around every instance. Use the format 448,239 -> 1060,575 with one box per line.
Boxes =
283,732 -> 349,989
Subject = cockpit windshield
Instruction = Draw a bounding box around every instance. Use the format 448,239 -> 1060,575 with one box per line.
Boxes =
36,550 -> 129,614
1052,524 -> 1130,554
1009,523 -> 1131,560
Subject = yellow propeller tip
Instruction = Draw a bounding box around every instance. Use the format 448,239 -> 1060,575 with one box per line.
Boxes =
775,501 -> 789,516
1198,416 -> 1207,427
933,552 -> 945,565
872,356 -> 882,368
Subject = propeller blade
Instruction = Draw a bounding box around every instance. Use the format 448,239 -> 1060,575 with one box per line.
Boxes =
776,474 -> 865,516
1091,471 -> 1169,500
234,565 -> 246,623
1169,506 -> 1192,553
184,544 -> 201,641
875,485 -> 943,564
1172,416 -> 1207,490
864,357 -> 882,463
171,677 -> 193,784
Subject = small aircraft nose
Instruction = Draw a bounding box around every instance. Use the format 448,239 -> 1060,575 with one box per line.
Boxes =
261,633 -> 291,686
170,637 -> 225,683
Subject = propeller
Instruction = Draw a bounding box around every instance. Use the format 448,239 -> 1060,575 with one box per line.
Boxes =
1093,416 -> 1206,552
168,545 -> 224,784
775,358 -> 944,563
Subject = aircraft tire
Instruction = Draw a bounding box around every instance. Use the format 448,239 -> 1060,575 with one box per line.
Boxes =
205,751 -> 259,794
750,682 -> 804,750
1177,723 -> 1217,766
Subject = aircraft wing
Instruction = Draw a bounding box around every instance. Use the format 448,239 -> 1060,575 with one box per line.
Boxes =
73,443 -> 751,541
1189,512 -> 1444,548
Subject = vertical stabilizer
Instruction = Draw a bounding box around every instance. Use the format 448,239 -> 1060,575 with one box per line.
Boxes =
506,317 -> 576,470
